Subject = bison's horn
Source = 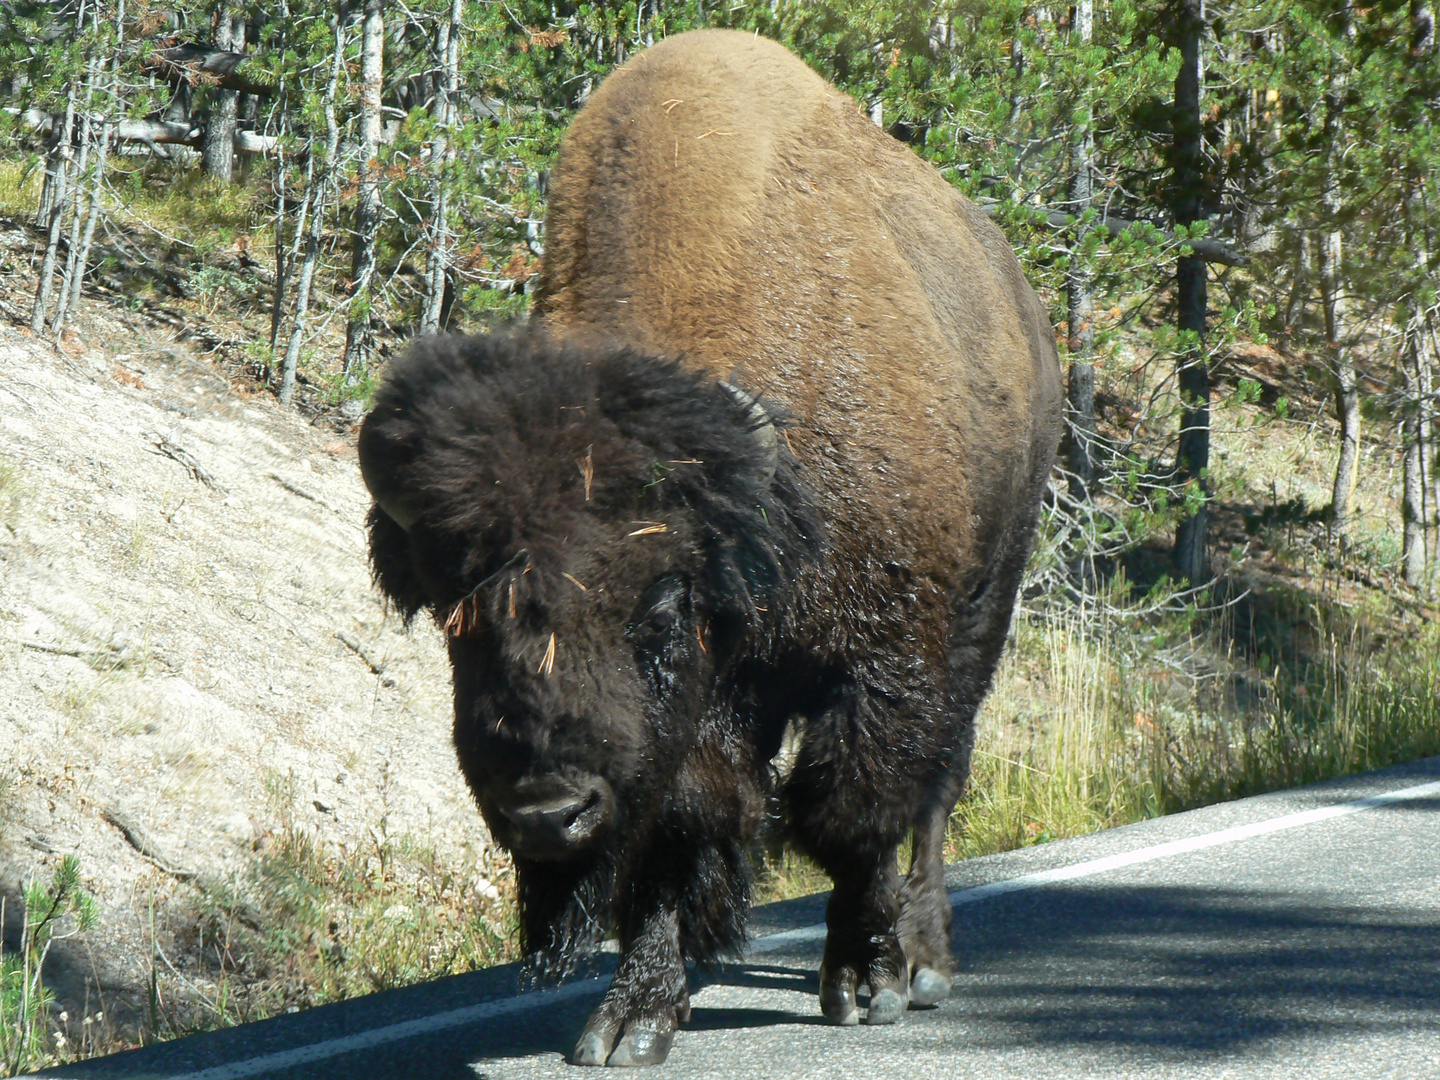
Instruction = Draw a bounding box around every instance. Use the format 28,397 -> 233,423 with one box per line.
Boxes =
719,381 -> 778,486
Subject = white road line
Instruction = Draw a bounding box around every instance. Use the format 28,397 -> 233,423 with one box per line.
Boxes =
744,777 -> 1440,953
93,775 -> 1440,1079
152,979 -> 609,1080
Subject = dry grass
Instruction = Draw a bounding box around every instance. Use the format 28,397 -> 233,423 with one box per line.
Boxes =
231,767 -> 517,1013
950,584 -> 1440,861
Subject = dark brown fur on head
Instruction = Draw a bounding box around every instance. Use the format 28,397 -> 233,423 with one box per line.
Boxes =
361,325 -> 820,633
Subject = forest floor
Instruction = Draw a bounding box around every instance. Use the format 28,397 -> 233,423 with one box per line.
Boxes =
0,189 -> 1438,1072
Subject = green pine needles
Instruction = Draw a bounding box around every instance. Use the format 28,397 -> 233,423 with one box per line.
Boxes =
1,856 -> 99,1076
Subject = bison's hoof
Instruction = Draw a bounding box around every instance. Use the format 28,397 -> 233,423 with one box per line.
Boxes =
818,964 -> 859,1026
866,987 -> 908,1025
573,1031 -> 611,1067
573,1024 -> 676,1067
909,967 -> 951,1008
605,1027 -> 676,1067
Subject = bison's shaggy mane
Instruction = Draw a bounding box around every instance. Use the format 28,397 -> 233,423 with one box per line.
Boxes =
363,326 -> 823,634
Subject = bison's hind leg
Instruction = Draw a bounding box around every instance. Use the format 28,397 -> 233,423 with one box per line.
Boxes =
896,790 -> 959,1007
815,849 -> 910,1026
784,698 -> 915,1025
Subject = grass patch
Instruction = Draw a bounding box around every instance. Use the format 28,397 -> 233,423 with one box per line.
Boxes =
0,769 -> 16,848
0,160 -> 42,220
111,165 -> 272,255
243,821 -> 515,1009
189,768 -> 517,1021
753,847 -> 830,905
951,584 -> 1440,860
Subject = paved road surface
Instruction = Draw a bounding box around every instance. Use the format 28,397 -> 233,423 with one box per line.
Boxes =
36,757 -> 1440,1079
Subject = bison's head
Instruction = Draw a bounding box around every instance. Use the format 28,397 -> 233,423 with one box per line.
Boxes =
358,328 -> 820,877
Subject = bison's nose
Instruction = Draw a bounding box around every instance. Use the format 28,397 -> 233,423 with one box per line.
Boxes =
495,775 -> 613,859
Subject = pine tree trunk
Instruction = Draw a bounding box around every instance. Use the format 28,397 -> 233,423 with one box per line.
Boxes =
1403,316 -> 1427,585
1319,18 -> 1360,541
1319,211 -> 1359,542
1065,0 -> 1096,504
202,10 -> 244,182
1172,0 -> 1210,584
1284,230 -> 1310,331
58,107 -> 109,332
421,0 -> 461,336
31,87 -> 77,334
281,15 -> 345,407
54,58 -> 102,335
1007,35 -> 1026,162
280,155 -> 322,408
1423,341 -> 1437,573
271,135 -> 288,353
1402,1 -> 1434,583
343,0 -> 385,382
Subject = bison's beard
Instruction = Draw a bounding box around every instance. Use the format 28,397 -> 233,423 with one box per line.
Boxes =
514,830 -> 756,985
515,852 -> 617,985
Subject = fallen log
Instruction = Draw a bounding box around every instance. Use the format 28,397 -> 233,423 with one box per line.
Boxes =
12,108 -> 277,154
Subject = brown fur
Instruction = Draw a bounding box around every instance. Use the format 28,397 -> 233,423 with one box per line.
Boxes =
538,28 -> 1061,635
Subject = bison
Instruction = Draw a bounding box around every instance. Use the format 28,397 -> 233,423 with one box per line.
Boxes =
358,28 -> 1061,1068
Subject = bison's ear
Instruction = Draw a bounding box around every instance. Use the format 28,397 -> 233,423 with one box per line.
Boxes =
367,505 -> 430,622
358,409 -> 425,530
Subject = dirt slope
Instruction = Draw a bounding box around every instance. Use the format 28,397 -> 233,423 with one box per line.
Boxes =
0,315 -> 501,1048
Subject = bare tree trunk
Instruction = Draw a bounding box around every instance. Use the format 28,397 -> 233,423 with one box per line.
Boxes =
64,0 -> 122,328
1402,0 -> 1434,584
420,0 -> 461,335
31,86 -> 77,334
1403,315 -> 1428,585
281,152 -> 320,407
202,9 -> 245,182
1007,34 -> 1026,172
53,70 -> 97,335
1322,243 -> 1360,540
1424,339 -> 1437,576
343,0 -> 385,382
1065,0 -> 1096,504
270,0 -> 297,353
56,117 -> 109,332
280,13 -> 345,408
65,0 -> 119,329
1284,230 -> 1310,331
1172,0 -> 1211,584
1318,51 -> 1359,540
271,134 -> 289,353
55,13 -> 114,337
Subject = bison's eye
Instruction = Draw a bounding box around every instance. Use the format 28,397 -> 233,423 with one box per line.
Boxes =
628,574 -> 691,652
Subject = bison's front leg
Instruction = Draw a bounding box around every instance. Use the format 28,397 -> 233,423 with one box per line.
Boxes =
573,906 -> 689,1067
817,850 -> 910,1026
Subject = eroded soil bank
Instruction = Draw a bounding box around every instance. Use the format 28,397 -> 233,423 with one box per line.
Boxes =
0,314 -> 511,1056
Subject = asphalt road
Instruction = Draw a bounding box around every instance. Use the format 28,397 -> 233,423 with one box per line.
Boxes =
36,757 -> 1440,1080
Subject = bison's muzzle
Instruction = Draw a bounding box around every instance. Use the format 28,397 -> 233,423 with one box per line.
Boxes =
489,774 -> 615,860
